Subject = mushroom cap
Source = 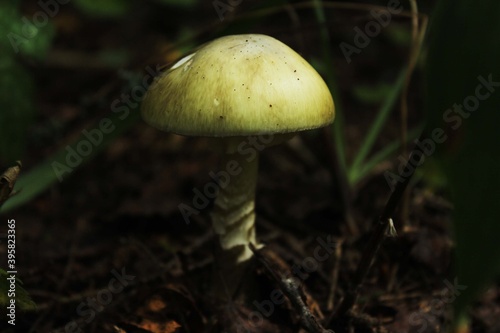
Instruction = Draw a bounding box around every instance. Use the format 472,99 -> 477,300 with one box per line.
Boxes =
141,34 -> 334,137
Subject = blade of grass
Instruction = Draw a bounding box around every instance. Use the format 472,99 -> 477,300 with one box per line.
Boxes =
350,125 -> 422,184
312,0 -> 360,234
348,69 -> 407,182
0,108 -> 140,213
312,0 -> 346,170
400,1 -> 427,225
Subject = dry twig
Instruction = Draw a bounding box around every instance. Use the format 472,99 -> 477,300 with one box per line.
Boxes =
250,244 -> 334,333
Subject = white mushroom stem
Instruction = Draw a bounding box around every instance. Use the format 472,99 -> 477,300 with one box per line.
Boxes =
211,151 -> 259,263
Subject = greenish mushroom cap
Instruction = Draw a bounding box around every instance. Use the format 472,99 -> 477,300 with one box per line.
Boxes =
141,34 -> 334,137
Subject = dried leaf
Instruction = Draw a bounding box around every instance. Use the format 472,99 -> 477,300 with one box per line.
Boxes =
0,161 -> 21,207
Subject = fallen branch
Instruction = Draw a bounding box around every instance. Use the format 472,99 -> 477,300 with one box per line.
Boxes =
250,243 -> 334,333
332,135 -> 425,326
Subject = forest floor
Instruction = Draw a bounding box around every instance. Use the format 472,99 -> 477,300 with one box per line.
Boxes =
1,1 -> 499,332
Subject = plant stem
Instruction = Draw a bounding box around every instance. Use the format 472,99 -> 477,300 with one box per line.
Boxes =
348,69 -> 407,184
312,0 -> 346,170
333,135 -> 423,319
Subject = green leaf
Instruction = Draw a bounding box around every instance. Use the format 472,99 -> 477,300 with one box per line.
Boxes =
98,49 -> 131,68
425,0 -> 500,326
0,1 -> 54,59
0,269 -> 37,311
0,1 -> 55,163
0,1 -> 21,54
385,23 -> 412,47
152,0 -> 199,8
74,0 -> 133,18
0,57 -> 35,163
352,83 -> 393,105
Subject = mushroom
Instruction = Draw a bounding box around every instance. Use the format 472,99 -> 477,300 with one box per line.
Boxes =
141,34 -> 334,294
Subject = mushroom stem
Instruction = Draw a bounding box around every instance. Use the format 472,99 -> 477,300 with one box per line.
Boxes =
211,150 -> 259,263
